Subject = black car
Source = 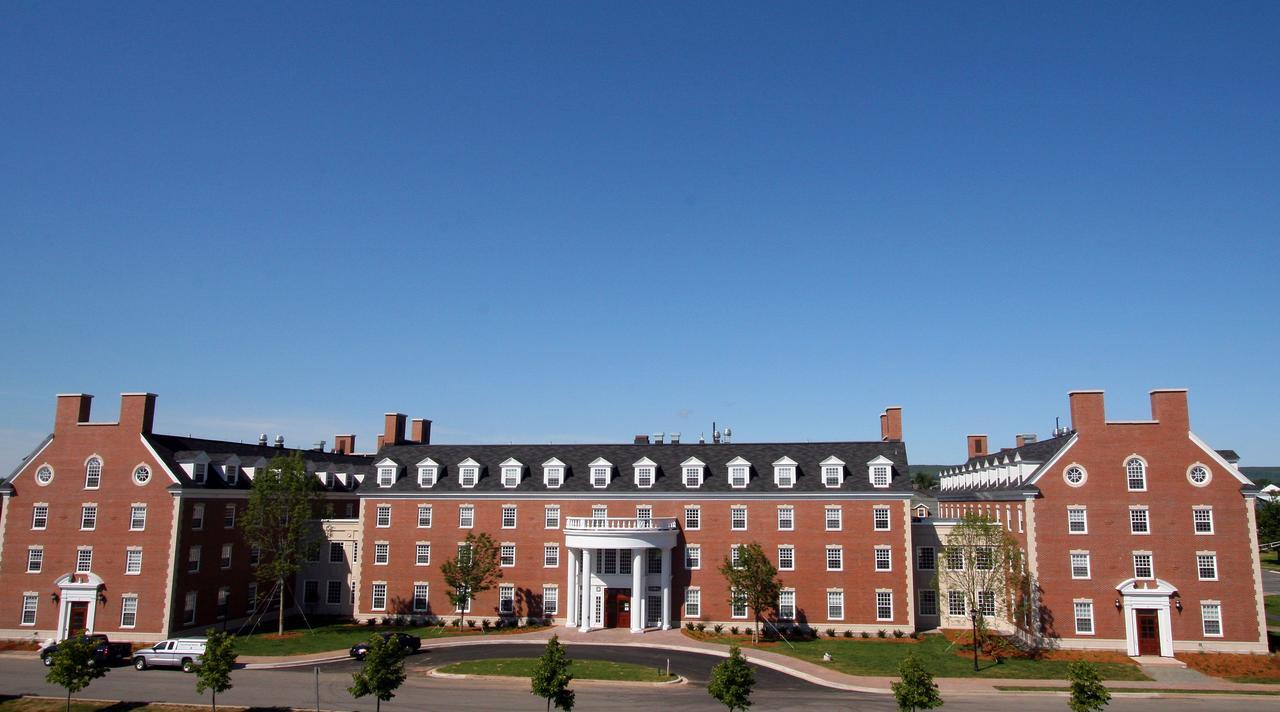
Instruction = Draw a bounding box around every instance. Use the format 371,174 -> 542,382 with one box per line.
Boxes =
348,632 -> 421,660
40,634 -> 133,667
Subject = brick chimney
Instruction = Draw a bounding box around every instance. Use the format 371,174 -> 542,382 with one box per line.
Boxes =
55,393 -> 94,430
119,393 -> 157,434
383,413 -> 406,447
1149,389 -> 1189,431
333,435 -> 356,455
1015,433 -> 1037,449
376,434 -> 385,450
967,434 -> 989,459
410,418 -> 432,444
881,407 -> 903,442
1068,390 -> 1106,433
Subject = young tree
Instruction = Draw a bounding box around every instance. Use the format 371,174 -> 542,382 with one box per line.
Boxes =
707,645 -> 754,712
935,512 -> 1026,648
348,634 -> 407,712
195,629 -> 238,712
1067,661 -> 1111,712
530,635 -> 575,712
718,542 -> 781,643
891,653 -> 943,711
45,636 -> 109,712
440,531 -> 503,629
240,451 -> 325,635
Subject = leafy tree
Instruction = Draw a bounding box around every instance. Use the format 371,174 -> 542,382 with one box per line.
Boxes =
440,531 -> 503,629
195,629 -> 238,712
240,452 -> 325,635
717,542 -> 781,643
530,635 -> 575,711
1257,497 -> 1280,546
935,512 -> 1027,645
1067,661 -> 1111,712
891,653 -> 943,711
707,645 -> 754,712
912,471 -> 938,491
348,634 -> 407,712
45,636 -> 109,712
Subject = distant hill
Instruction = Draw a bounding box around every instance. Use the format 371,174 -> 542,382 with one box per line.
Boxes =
910,465 -> 948,476
1242,467 -> 1280,486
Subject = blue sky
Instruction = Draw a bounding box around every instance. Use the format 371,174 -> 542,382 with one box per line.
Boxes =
2,2 -> 1277,469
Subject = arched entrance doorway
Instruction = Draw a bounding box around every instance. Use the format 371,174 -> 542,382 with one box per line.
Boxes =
1116,577 -> 1176,657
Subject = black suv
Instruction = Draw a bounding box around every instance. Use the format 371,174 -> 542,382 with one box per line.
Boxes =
348,632 -> 421,660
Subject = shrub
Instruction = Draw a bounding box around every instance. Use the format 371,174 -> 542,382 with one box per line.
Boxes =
713,624 -> 724,634
843,630 -> 853,638
467,619 -> 477,629
877,629 -> 887,638
893,630 -> 905,639
861,631 -> 870,639
366,618 -> 375,627
482,620 -> 492,631
686,622 -> 696,631
696,623 -> 707,632
730,626 -> 739,636
825,628 -> 837,638
910,631 -> 920,640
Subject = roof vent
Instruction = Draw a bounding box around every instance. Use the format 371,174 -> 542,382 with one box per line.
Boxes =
258,434 -> 268,446
653,432 -> 664,445
699,433 -> 706,445
274,435 -> 285,448
313,440 -> 326,452
670,432 -> 681,445
723,427 -> 732,444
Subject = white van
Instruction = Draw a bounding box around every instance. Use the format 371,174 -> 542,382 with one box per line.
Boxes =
132,637 -> 208,672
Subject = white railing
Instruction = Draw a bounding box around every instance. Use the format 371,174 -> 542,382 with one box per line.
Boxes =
564,516 -> 678,531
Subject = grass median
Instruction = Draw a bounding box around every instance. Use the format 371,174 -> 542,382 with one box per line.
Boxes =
233,620 -> 547,657
438,657 -> 676,682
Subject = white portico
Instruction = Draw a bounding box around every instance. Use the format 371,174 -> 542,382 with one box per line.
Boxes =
563,516 -> 678,632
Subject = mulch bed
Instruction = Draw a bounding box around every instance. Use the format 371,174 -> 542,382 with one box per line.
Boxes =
0,640 -> 40,651
1178,651 -> 1280,682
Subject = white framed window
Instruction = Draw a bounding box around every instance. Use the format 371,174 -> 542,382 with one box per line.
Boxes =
191,503 -> 204,530
948,590 -> 966,616
192,462 -> 207,485
874,546 -> 891,571
685,545 -> 702,570
869,458 -> 891,488
543,585 -> 559,616
876,590 -> 893,621
31,504 -> 48,530
459,505 -> 475,528
777,506 -> 794,531
1187,463 -> 1212,487
544,544 -> 560,567
417,504 -> 433,528
223,504 -> 236,529
1129,507 -> 1150,534
826,545 -> 843,571
459,460 -> 480,488
1070,552 -> 1091,579
1201,602 -> 1222,637
1067,507 -> 1087,534
81,504 -> 97,531
326,580 -> 343,605
729,465 -> 749,489
730,506 -> 747,531
1074,600 -> 1094,634
35,464 -> 55,486
181,546 -> 198,573
377,466 -> 396,487
636,505 -> 652,526
220,543 -> 233,569
85,457 -> 102,489
1196,552 -> 1218,580
118,594 -> 138,628
376,505 -> 391,528
1193,506 -> 1214,534
590,459 -> 612,488
730,544 -> 741,568
374,542 -> 389,565
330,542 -> 345,563
1133,552 -> 1154,579
917,547 -> 936,571
685,588 -> 701,618
919,589 -> 938,616
822,466 -> 842,488
371,583 -> 387,611
454,592 -> 471,613
543,465 -> 564,488
1125,456 -> 1147,491
777,545 -> 794,571
77,547 -> 93,573
501,460 -> 522,488
224,463 -> 239,485
413,583 -> 429,612
634,459 -> 656,488
21,594 -> 38,625
123,548 -> 142,574
416,543 -> 431,566
778,589 -> 796,620
873,507 -> 891,531
773,457 -> 796,488
592,505 -> 608,521
684,506 -> 700,530
731,589 -> 747,618
133,465 -> 150,486
975,546 -> 993,570
946,548 -> 964,571
183,591 -> 197,625
27,546 -> 43,573
825,506 -> 842,531
499,584 -> 515,614
684,466 -> 704,488
545,505 -> 561,529
417,462 -> 438,487
502,505 -> 517,529
827,590 -> 845,620
1063,464 -> 1087,487
501,544 -> 516,567
977,590 -> 996,617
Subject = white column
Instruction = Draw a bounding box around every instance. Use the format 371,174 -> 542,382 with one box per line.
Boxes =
566,547 -> 579,627
631,548 -> 644,632
660,546 -> 672,630
578,548 -> 593,632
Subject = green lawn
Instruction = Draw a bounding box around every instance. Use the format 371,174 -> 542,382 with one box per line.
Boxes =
690,633 -> 1150,681
996,686 -> 1280,696
1266,595 -> 1280,619
438,657 -> 675,682
1262,551 -> 1280,572
232,621 -> 544,657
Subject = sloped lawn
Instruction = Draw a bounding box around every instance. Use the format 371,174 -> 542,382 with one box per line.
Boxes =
234,620 -> 546,657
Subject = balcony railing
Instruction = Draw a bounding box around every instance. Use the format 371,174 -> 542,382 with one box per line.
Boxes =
564,516 -> 678,531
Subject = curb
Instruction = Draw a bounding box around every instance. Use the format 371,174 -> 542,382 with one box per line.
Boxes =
426,665 -> 688,687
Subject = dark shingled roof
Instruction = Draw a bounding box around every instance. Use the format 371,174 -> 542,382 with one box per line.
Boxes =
961,433 -> 1073,468
371,440 -> 911,496
146,433 -> 374,491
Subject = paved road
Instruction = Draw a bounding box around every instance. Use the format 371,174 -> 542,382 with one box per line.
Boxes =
0,646 -> 1269,711
1262,567 -> 1280,596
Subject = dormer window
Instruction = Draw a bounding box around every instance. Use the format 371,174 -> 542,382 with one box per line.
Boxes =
224,463 -> 239,486
500,458 -> 523,488
681,457 -> 705,488
417,459 -> 439,487
542,458 -> 565,488
633,458 -> 656,488
193,462 -> 207,485
820,457 -> 845,488
867,456 -> 893,488
589,458 -> 612,488
321,471 -> 334,488
458,458 -> 481,488
376,460 -> 397,488
726,457 -> 751,489
773,457 -> 797,488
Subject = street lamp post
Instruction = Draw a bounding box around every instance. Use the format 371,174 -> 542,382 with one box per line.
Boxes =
969,607 -> 980,672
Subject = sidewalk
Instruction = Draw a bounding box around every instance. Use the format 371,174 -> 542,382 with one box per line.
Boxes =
241,625 -> 1280,696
